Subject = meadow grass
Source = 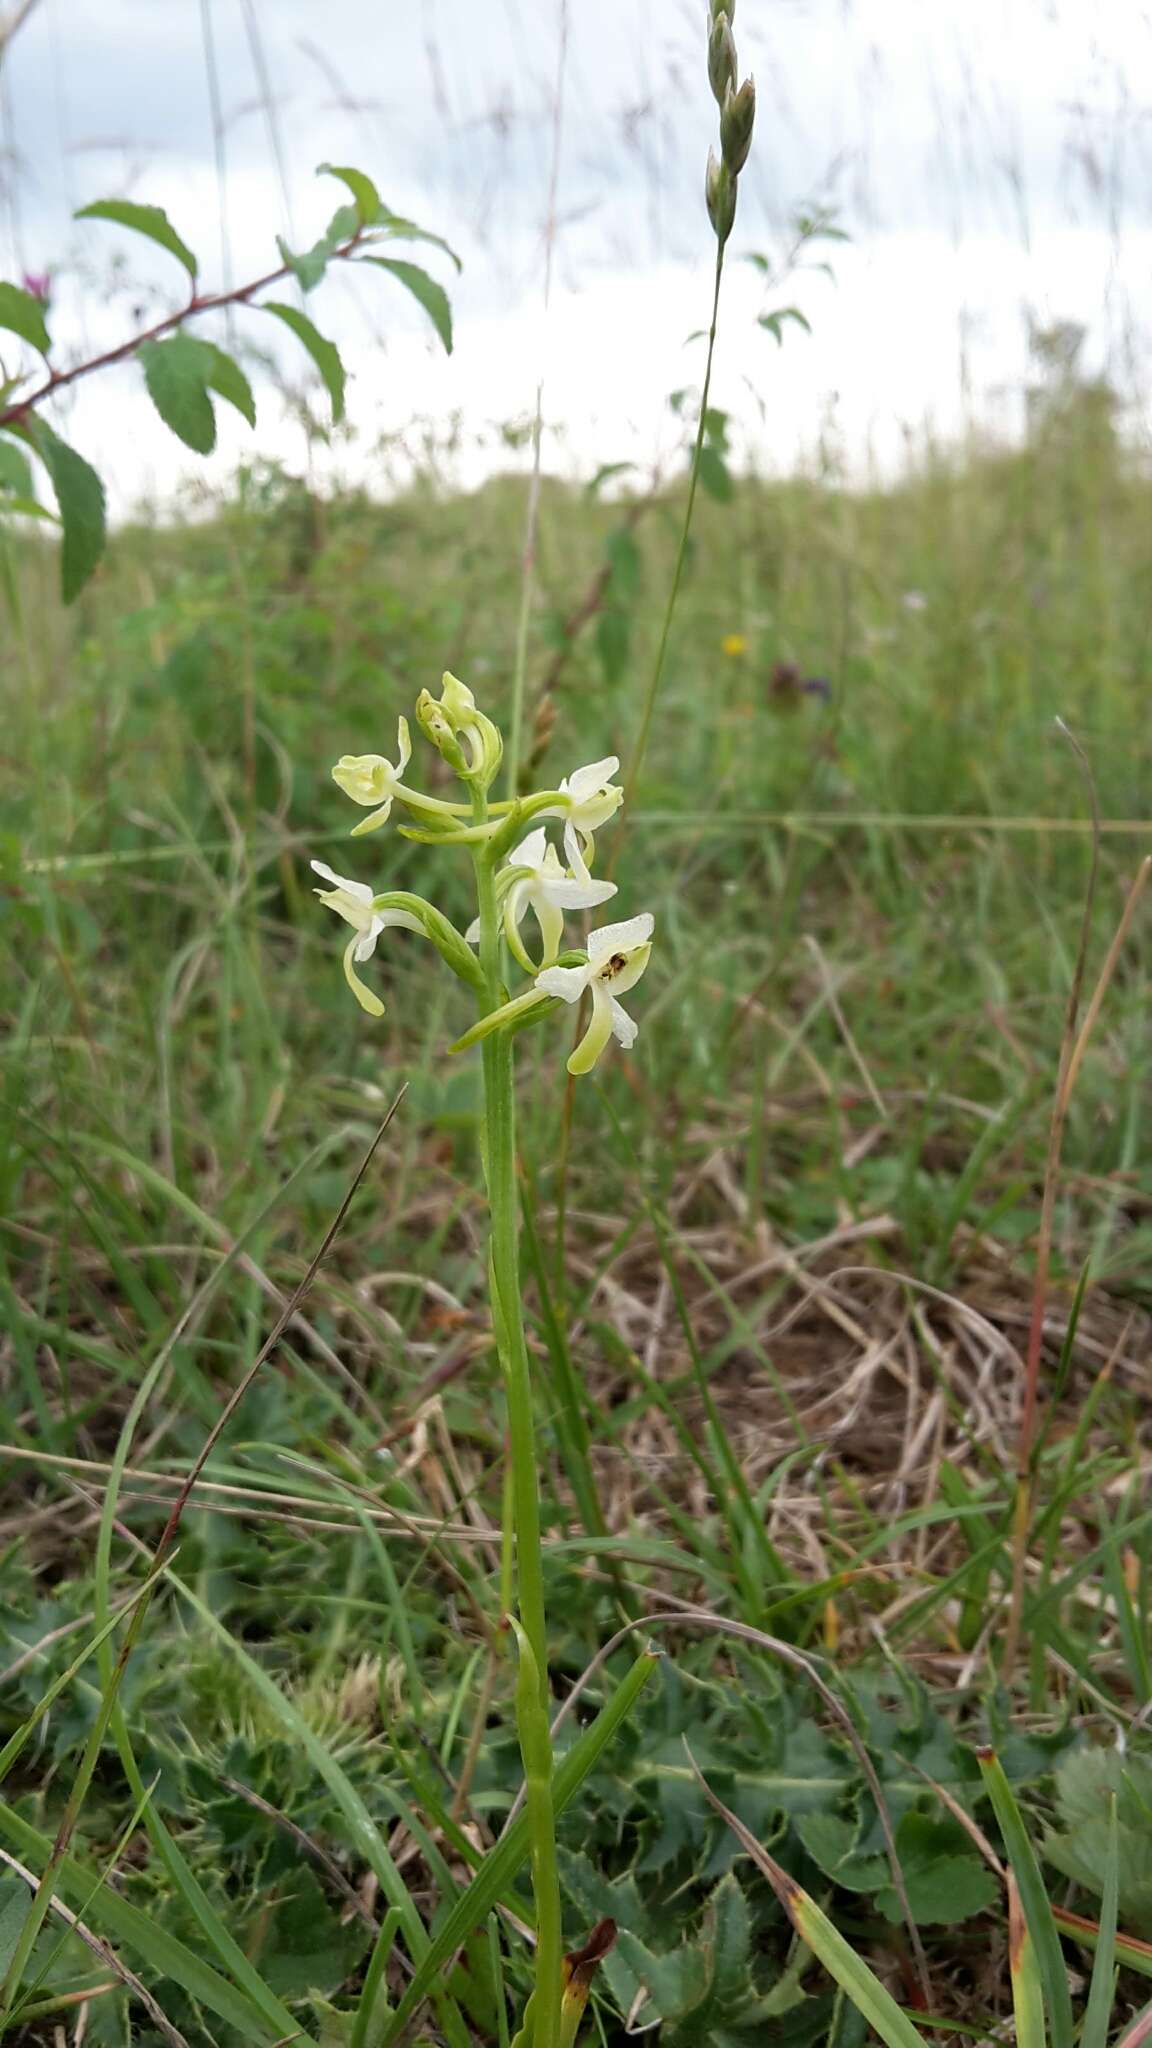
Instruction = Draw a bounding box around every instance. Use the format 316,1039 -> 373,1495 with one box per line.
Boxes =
1,376 -> 1152,2041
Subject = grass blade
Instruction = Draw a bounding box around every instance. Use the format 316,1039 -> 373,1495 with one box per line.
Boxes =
0,1800 -> 291,2042
1009,1872 -> 1048,2048
379,1648 -> 661,2045
687,1749 -> 927,2048
1080,1794 -> 1119,2048
977,1748 -> 1073,2048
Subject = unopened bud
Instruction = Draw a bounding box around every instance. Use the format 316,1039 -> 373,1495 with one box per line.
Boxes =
720,76 -> 755,176
707,13 -> 737,107
709,0 -> 733,23
705,149 -> 737,244
415,687 -> 468,774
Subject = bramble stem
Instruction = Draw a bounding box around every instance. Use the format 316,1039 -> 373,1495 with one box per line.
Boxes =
470,788 -> 563,2046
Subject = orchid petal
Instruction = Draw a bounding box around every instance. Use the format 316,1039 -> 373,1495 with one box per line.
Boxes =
342,934 -> 385,1017
609,994 -> 639,1049
535,963 -> 592,1005
568,982 -> 616,1075
587,913 -> 655,965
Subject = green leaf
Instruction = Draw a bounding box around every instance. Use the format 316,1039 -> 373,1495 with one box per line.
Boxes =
0,1881 -> 30,1982
75,198 -> 197,279
759,306 -> 812,346
319,162 -> 381,226
138,334 -> 217,452
201,342 -> 256,426
0,1800 -> 288,2041
20,421 -> 106,601
358,256 -> 453,353
979,1749 -> 1074,2048
372,208 -> 462,272
697,443 -> 734,503
261,302 -> 346,422
1081,1795 -> 1120,2048
0,282 -> 50,357
258,1868 -> 371,1999
378,1651 -> 661,2044
0,438 -> 34,497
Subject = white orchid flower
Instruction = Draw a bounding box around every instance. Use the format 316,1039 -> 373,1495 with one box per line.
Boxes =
540,756 -> 624,854
535,912 -> 654,1075
331,718 -> 413,836
311,860 -> 423,1017
466,826 -> 617,970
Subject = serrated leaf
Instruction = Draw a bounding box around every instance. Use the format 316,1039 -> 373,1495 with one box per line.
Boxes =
0,438 -> 34,497
697,443 -> 734,503
0,282 -> 50,357
373,208 -> 462,272
706,1873 -> 753,2004
201,343 -> 256,426
358,256 -> 453,353
613,1928 -> 709,2024
138,335 -> 217,453
797,1812 -> 888,1894
21,421 -> 106,601
262,302 -> 346,422
76,198 -> 197,279
319,162 -> 381,225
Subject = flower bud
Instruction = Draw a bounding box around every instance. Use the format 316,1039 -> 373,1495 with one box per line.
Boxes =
709,0 -> 733,20
707,13 -> 737,105
417,671 -> 504,791
705,149 -> 737,244
720,75 -> 755,176
439,670 -> 478,732
415,687 -> 469,774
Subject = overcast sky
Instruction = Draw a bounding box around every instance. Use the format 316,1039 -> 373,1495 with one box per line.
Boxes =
4,0 -> 1152,513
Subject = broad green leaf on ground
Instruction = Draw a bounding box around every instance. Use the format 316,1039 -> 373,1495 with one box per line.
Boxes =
256,1867 -> 371,2000
75,199 -> 198,279
18,420 -> 106,600
358,258 -> 453,353
797,1809 -> 997,1926
609,1873 -> 822,2045
1043,1748 -> 1152,1932
0,282 -> 50,357
261,303 -> 346,422
875,1815 -> 1000,1925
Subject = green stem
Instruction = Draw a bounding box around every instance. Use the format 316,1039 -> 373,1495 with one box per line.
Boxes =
470,792 -> 564,2048
622,238 -> 726,813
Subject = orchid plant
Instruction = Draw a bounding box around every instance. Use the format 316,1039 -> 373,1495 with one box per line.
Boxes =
312,672 -> 653,2047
